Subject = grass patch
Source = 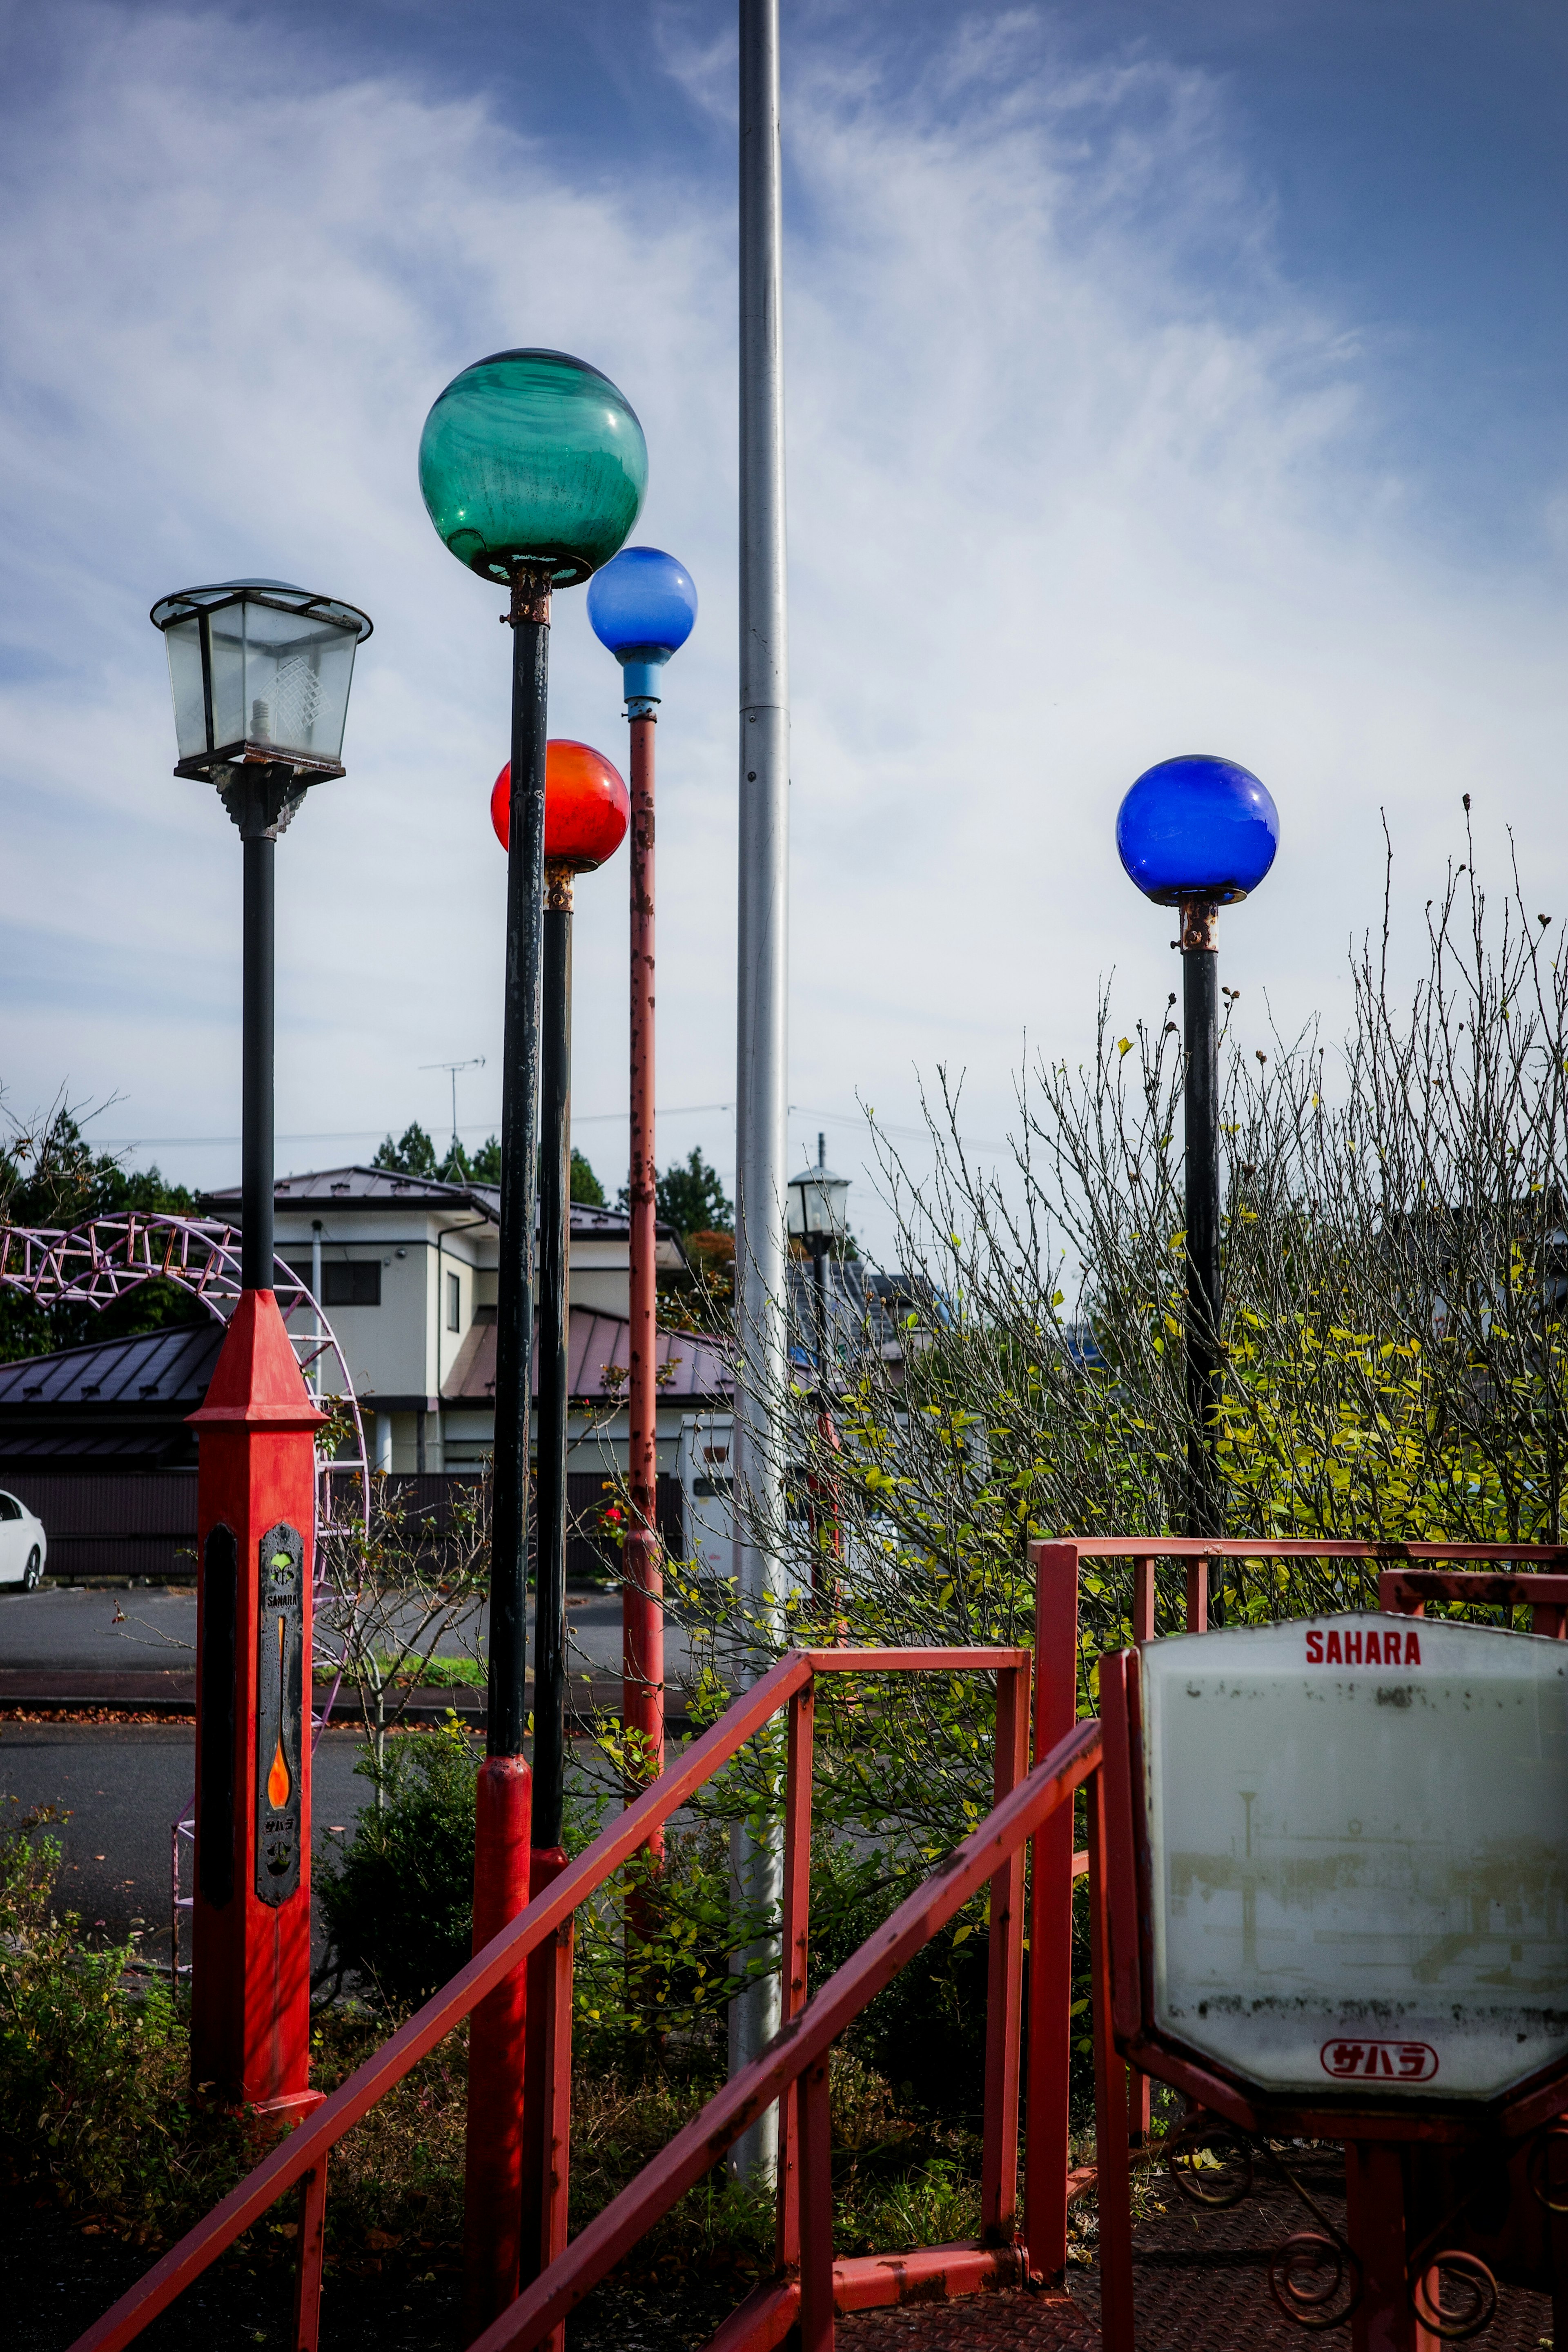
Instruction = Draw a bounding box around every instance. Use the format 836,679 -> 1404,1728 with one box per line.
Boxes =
313,1655 -> 485,1689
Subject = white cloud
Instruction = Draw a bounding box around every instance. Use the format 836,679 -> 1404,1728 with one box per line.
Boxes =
0,5 -> 1562,1256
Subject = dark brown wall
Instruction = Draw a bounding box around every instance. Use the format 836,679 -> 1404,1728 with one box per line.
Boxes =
0,1468 -> 683,1584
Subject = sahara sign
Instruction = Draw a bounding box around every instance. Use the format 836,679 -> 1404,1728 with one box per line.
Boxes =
1141,1614 -> 1568,2101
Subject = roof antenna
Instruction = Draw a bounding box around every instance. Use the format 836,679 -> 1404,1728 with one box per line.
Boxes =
420,1057 -> 486,1163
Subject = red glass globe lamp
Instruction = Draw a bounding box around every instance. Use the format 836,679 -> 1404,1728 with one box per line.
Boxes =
491,738 -> 629,871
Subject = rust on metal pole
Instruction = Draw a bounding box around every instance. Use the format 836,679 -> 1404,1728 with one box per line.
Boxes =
625,706 -> 665,1793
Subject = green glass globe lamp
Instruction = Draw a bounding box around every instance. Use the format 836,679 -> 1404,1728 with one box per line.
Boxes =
418,348 -> 648,587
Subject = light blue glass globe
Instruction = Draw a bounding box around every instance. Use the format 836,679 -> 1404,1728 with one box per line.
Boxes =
1116,754 -> 1278,906
586,546 -> 697,663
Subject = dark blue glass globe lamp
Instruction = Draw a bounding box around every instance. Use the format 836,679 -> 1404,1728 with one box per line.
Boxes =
587,546 -> 697,711
1116,754 -> 1278,908
1115,754 -> 1278,1552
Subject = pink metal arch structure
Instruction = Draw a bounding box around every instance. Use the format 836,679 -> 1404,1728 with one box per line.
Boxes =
0,1212 -> 369,1544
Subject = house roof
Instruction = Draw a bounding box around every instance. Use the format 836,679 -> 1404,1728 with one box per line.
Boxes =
200,1166 -> 680,1250
443,1306 -> 734,1406
0,1321 -> 224,1468
0,1321 -> 224,1410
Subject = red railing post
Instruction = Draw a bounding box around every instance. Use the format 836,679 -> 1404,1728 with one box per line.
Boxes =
777,1677 -> 815,2271
981,1657 -> 1030,2244
291,2155 -> 327,2352
1087,1766 -> 1135,2352
521,1842 -> 573,2352
1345,2140 -> 1430,2352
463,1757 -> 533,2336
1123,1562 -> 1156,2149
1185,1552 -> 1208,1633
1025,1542 -> 1080,2280
797,2056 -> 836,2352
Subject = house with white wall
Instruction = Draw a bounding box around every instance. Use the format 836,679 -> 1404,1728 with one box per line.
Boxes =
200,1166 -> 731,1477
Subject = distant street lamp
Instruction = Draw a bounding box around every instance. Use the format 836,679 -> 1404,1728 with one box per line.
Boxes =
420,347 -> 645,2329
1116,753 -> 1278,1541
149,577 -> 372,2114
490,738 -> 629,1859
586,544 -> 697,1786
787,1138 -> 851,1386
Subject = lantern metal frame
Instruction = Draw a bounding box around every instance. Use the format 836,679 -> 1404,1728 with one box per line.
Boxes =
149,581 -> 373,784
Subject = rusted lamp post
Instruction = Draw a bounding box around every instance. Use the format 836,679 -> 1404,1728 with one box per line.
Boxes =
1115,754 -> 1278,1543
149,578 -> 372,2114
585,545 -> 697,1787
420,349 -> 645,2328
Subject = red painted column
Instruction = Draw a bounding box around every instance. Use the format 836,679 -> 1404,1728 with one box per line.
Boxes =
188,1290 -> 325,2116
1346,2140 -> 1434,2352
624,706 -> 665,1798
1025,1542 -> 1080,2279
463,1756 -> 533,2334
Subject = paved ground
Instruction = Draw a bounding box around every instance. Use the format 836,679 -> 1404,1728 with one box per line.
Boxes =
0,1719 -> 383,1964
837,2147 -> 1558,2350
0,1580 -> 701,1685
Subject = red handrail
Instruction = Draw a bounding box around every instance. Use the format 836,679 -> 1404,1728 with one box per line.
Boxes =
70,1644 -> 1030,2352
467,1718 -> 1105,2352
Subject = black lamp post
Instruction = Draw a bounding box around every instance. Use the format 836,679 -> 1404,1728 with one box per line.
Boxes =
148,577 -> 370,2112
150,580 -> 372,1285
1116,753 -> 1280,1540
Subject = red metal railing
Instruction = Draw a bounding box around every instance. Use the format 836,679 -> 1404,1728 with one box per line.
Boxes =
75,1535 -> 1567,2352
70,1643 -> 1056,2352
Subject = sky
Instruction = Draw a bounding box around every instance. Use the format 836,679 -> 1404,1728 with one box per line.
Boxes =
0,0 -> 1564,1261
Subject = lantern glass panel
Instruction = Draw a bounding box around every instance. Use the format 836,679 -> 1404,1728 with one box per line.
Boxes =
1142,1615 -> 1568,2102
787,1169 -> 850,1242
230,601 -> 360,762
163,615 -> 210,762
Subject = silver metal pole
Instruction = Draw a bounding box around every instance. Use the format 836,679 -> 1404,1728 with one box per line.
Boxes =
730,0 -> 788,2185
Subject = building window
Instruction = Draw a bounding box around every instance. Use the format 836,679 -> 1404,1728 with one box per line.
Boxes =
322,1261 -> 381,1308
446,1270 -> 462,1332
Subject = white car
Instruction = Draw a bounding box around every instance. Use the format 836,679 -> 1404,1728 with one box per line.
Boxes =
0,1491 -> 47,1588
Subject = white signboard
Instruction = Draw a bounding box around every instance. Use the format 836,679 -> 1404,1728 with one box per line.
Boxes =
1142,1614 -> 1568,2101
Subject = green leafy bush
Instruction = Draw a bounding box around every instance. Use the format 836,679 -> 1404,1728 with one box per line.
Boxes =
317,1720 -> 480,2005
0,1797 -> 245,2234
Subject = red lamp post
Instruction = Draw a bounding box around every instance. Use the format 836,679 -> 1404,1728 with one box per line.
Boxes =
149,579 -> 372,2115
584,546 -> 698,1792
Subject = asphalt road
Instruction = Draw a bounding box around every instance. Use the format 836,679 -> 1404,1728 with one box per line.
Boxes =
0,1582 -> 698,1684
0,1720 -> 383,1966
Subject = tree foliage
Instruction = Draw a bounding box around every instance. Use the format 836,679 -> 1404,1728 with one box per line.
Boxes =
0,1104 -> 200,1361
667,827 -> 1568,1970
619,1145 -> 733,1238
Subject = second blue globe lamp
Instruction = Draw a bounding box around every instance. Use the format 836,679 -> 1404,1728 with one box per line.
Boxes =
586,546 -> 697,1800
1116,754 -> 1279,1547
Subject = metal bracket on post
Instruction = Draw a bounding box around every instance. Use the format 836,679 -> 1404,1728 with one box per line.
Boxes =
216,761 -> 309,840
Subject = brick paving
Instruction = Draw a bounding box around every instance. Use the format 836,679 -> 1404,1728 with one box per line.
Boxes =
838,2154 -> 1557,2350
